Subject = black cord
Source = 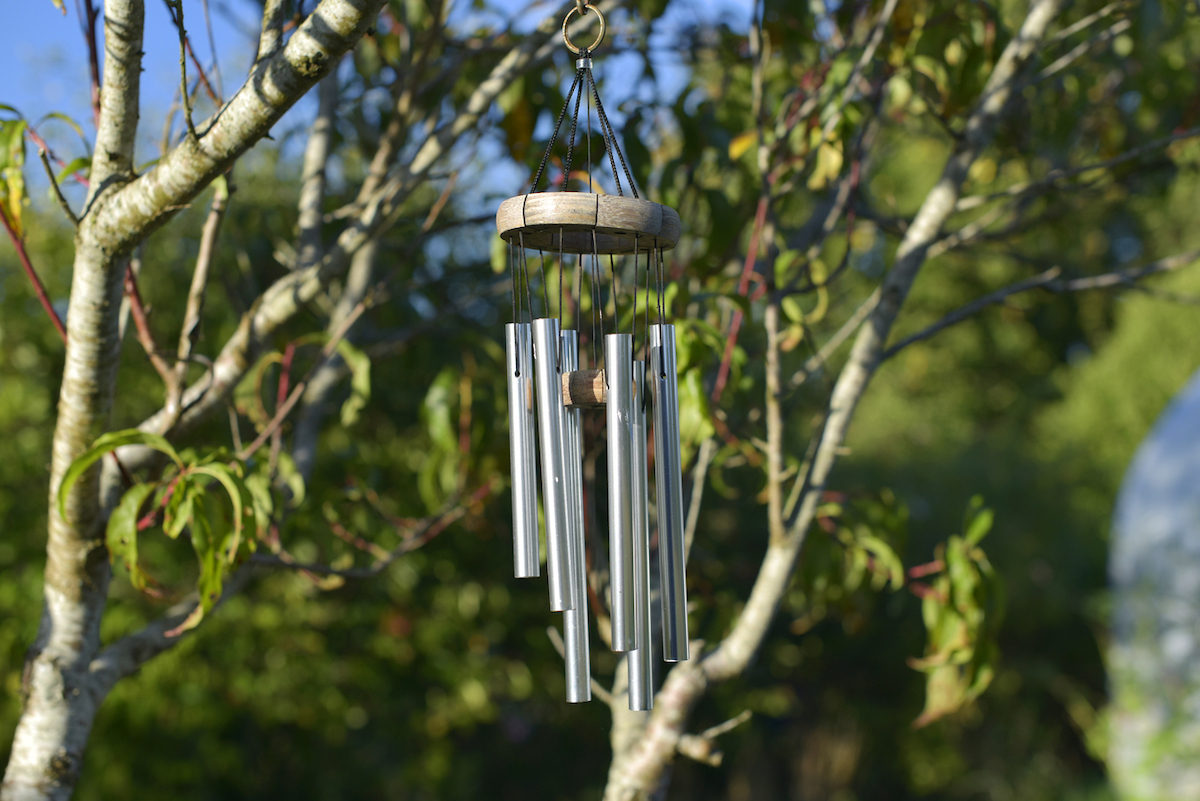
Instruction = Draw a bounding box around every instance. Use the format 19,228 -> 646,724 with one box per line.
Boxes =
609,253 -> 620,336
589,245 -> 600,369
528,70 -> 583,196
586,68 -> 636,198
593,232 -> 605,341
562,68 -> 585,191
643,244 -> 651,361
558,227 -> 564,326
539,248 -> 549,317
632,235 -> 639,357
510,239 -> 518,325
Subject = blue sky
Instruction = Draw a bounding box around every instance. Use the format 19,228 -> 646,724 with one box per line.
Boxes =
0,0 -> 751,212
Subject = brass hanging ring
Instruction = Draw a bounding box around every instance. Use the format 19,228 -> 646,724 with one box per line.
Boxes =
562,4 -> 606,55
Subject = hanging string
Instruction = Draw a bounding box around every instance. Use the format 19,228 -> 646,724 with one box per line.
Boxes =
655,245 -> 665,327
527,69 -> 583,197
517,238 -> 534,322
562,65 -> 586,192
589,242 -> 601,369
585,67 -> 638,199
643,244 -> 651,361
592,231 -> 605,341
609,253 -> 620,336
586,51 -> 594,194
574,250 -> 585,365
510,239 -> 518,325
632,235 -> 639,358
558,227 -> 565,327
538,248 -> 550,317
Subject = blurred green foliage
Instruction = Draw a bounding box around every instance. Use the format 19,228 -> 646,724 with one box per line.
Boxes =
3,0 -> 1200,798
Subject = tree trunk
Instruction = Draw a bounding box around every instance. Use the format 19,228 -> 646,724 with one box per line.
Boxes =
2,2 -> 386,797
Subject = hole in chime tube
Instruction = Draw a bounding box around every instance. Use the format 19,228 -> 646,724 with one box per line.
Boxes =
494,2 -> 688,706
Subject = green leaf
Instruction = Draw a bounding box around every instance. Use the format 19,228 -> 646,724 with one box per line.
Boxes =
0,118 -> 28,236
193,496 -> 226,613
164,479 -> 196,540
244,472 -> 274,540
106,483 -> 156,590
336,340 -> 372,426
49,0 -> 66,13
275,451 -> 305,508
36,112 -> 87,147
56,156 -> 91,183
289,334 -> 373,426
57,430 -> 184,518
192,464 -> 245,564
964,505 -> 994,547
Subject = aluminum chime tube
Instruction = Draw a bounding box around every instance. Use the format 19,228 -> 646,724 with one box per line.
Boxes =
649,324 -> 689,661
506,323 -> 540,579
561,329 -> 591,702
605,333 -> 637,652
533,318 -> 576,612
627,360 -> 654,710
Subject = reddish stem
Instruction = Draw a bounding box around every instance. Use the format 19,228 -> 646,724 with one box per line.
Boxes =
907,560 -> 945,580
712,194 -> 770,404
1,208 -> 67,343
75,0 -> 102,128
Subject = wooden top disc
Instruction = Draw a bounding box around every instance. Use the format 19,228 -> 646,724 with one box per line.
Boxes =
496,193 -> 681,254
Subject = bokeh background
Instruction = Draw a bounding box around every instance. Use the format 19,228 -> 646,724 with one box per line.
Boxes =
3,0 -> 1200,798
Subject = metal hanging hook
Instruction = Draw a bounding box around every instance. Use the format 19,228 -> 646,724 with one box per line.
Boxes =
563,3 -> 605,55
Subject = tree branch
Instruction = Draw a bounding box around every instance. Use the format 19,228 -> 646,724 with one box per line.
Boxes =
85,0 -> 144,209
601,1 -> 1067,796
296,73 -> 338,271
126,2 -> 611,457
90,0 -> 385,258
880,249 -> 1200,359
39,149 -> 79,227
123,264 -> 176,387
954,126 -> 1200,212
167,175 -> 232,428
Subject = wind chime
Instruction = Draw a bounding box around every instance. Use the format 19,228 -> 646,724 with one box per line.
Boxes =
497,2 -> 688,710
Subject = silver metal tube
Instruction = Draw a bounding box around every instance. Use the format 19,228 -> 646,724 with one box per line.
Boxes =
533,318 -> 575,612
561,330 -> 591,702
506,323 -> 540,579
628,360 -> 654,709
605,333 -> 636,652
649,324 -> 689,661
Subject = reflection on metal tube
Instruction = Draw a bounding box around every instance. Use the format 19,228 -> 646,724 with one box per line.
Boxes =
628,360 -> 654,710
650,324 -> 689,661
506,323 -> 540,579
533,318 -> 575,612
561,330 -> 591,702
605,333 -> 636,652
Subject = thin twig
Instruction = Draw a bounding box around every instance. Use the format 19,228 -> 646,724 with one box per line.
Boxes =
252,482 -> 493,579
123,264 -> 177,387
683,438 -> 716,562
75,0 -> 101,127
1047,0 -> 1128,44
955,126 -> 1200,211
236,300 -> 370,461
1037,17 -> 1131,82
1,208 -> 67,343
788,288 -> 881,390
167,0 -> 198,141
39,149 -> 79,227
169,176 -> 231,423
881,249 -> 1200,360
546,625 -> 615,706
